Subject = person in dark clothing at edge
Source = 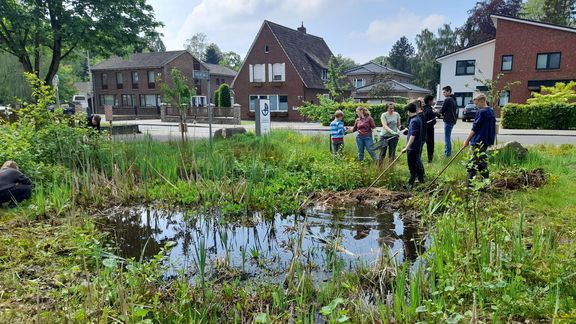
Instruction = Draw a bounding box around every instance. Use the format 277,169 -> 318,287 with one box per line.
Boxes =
422,95 -> 437,163
87,114 -> 102,131
415,99 -> 427,174
401,103 -> 425,188
0,160 -> 32,206
463,92 -> 496,188
440,86 -> 458,157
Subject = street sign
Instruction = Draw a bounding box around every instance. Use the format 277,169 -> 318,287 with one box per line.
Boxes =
193,70 -> 210,80
257,99 -> 271,136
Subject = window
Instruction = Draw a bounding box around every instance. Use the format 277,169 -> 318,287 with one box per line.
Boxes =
321,69 -> 328,80
249,64 -> 266,82
216,79 -> 221,86
456,60 -> 475,76
139,94 -> 158,107
499,91 -> 510,106
269,63 -> 285,81
101,73 -> 108,89
501,55 -> 513,71
132,71 -> 139,89
265,45 -> 269,53
249,94 -> 288,112
147,71 -> 156,88
353,79 -> 365,88
192,96 -> 207,107
536,52 -> 561,70
116,72 -> 123,89
322,93 -> 331,99
453,92 -> 473,108
99,95 -> 116,106
121,94 -> 134,107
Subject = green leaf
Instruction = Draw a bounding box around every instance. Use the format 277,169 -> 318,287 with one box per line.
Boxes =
102,258 -> 117,269
254,313 -> 268,323
416,305 -> 428,313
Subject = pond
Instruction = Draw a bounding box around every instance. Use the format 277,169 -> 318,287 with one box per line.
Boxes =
100,206 -> 427,281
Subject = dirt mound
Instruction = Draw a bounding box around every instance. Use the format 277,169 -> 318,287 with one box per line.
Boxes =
492,168 -> 547,190
309,188 -> 410,210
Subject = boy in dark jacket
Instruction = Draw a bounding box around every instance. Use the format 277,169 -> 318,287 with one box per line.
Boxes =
87,114 -> 101,131
0,161 -> 32,206
401,103 -> 425,188
440,86 -> 458,157
422,95 -> 436,163
463,93 -> 496,187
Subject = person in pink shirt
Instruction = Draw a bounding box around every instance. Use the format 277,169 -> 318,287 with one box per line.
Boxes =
351,106 -> 378,161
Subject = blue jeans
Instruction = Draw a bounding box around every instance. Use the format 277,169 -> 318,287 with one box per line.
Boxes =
444,122 -> 455,157
356,135 -> 378,161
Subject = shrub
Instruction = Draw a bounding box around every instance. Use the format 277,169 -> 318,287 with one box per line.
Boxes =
501,102 -> 576,130
217,83 -> 231,107
214,88 -> 220,107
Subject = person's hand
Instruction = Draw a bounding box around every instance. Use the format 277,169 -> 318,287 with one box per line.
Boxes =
463,140 -> 470,148
401,147 -> 408,153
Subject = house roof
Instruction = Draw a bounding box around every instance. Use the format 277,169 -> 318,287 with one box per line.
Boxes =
355,80 -> 431,94
344,62 -> 412,78
203,63 -> 237,77
73,81 -> 92,95
265,20 -> 334,89
491,14 -> 576,34
435,39 -> 495,61
92,50 -> 194,71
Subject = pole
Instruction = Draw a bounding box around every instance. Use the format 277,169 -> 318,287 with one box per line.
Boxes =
427,145 -> 467,190
364,150 -> 404,193
208,78 -> 212,147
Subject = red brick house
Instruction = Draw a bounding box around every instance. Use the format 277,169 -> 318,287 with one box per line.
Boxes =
491,15 -> 576,104
232,21 -> 341,121
92,51 -> 236,115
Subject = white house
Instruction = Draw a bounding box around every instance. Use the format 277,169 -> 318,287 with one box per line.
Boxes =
436,39 -> 495,108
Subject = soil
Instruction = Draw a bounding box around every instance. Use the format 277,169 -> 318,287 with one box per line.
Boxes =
309,187 -> 410,211
491,168 -> 547,190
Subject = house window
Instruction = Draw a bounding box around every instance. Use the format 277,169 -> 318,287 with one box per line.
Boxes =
147,71 -> 156,88
192,96 -> 207,107
353,79 -> 365,88
101,73 -> 108,90
499,91 -> 510,106
321,69 -> 328,80
501,55 -> 513,71
99,94 -> 116,106
249,94 -> 288,112
116,72 -> 123,89
249,64 -> 266,82
216,79 -> 221,86
453,92 -> 473,108
536,52 -> 561,70
139,94 -> 158,107
269,63 -> 285,81
456,60 -> 475,76
121,94 -> 134,107
265,45 -> 269,53
322,93 -> 331,99
132,71 -> 139,89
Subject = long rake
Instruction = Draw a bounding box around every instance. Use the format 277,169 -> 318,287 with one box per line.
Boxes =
427,145 -> 467,190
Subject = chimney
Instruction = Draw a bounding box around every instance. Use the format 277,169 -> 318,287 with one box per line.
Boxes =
297,22 -> 306,34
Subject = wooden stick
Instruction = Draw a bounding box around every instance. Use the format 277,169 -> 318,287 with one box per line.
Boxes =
427,145 -> 467,190
365,150 -> 405,192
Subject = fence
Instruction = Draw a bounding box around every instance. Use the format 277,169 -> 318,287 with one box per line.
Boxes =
161,104 -> 241,125
95,105 -> 161,120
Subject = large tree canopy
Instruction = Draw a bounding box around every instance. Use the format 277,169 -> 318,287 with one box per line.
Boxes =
0,0 -> 162,85
388,36 -> 415,73
458,0 -> 523,46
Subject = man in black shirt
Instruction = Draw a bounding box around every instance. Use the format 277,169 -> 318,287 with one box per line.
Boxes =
0,161 -> 32,206
422,95 -> 436,163
401,103 -> 425,188
440,86 -> 457,157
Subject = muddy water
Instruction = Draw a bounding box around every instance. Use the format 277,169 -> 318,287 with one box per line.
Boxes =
101,207 -> 426,279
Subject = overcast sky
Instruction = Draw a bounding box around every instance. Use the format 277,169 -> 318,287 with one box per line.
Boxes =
147,0 -> 478,63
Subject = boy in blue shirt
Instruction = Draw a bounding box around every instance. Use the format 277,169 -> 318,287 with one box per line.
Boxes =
329,110 -> 348,158
463,92 -> 496,187
401,103 -> 425,188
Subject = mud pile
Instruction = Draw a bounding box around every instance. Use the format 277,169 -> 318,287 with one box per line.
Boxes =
309,188 -> 410,210
492,168 -> 547,190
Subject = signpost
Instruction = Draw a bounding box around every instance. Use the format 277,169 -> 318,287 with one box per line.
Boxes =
193,70 -> 212,146
255,99 -> 271,136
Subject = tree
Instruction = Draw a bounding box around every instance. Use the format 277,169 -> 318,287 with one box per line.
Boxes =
145,34 -> 166,53
219,51 -> 242,71
388,37 -> 415,73
184,33 -> 208,59
160,69 -> 194,142
368,74 -> 394,99
204,43 -> 222,64
217,83 -> 231,107
458,0 -> 523,47
333,54 -> 357,72
0,0 -> 162,86
324,56 -> 348,101
521,0 -> 546,21
542,0 -> 576,26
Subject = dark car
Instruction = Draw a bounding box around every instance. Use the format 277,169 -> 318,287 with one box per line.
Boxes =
433,100 -> 443,118
462,102 -> 477,122
48,103 -> 76,116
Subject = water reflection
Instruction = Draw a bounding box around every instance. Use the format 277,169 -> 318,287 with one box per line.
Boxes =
100,206 -> 426,279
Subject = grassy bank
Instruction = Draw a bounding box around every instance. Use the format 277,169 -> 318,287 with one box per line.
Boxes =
1,131 -> 576,322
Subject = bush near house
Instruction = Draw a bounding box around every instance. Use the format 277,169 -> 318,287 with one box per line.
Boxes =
298,95 -> 408,126
501,102 -> 576,130
217,83 -> 231,108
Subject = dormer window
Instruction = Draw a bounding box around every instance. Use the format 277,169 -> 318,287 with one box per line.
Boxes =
265,45 -> 269,53
321,69 -> 328,81
353,78 -> 364,88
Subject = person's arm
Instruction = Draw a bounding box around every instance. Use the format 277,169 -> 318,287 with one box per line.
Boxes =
17,172 -> 32,185
402,135 -> 415,153
369,117 -> 376,130
352,119 -> 359,133
396,113 -> 401,130
464,110 -> 484,147
338,121 -> 346,136
440,100 -> 448,115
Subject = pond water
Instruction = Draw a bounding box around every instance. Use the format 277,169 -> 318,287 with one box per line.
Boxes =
101,206 -> 427,280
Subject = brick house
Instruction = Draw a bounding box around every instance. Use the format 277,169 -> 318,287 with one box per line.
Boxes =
491,14 -> 576,104
232,21 -> 341,121
344,62 -> 431,103
91,51 -> 236,115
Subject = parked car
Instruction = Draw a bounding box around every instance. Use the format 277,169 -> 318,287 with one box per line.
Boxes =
462,102 -> 477,122
48,103 -> 76,116
433,100 -> 443,118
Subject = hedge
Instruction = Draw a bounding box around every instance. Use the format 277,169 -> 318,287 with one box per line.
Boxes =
501,102 -> 576,130
298,100 -> 409,126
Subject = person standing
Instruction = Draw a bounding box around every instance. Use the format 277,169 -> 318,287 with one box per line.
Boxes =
422,95 -> 437,163
401,103 -> 425,188
0,161 -> 32,206
329,110 -> 347,158
379,103 -> 401,162
440,86 -> 457,157
463,93 -> 496,187
352,106 -> 378,162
